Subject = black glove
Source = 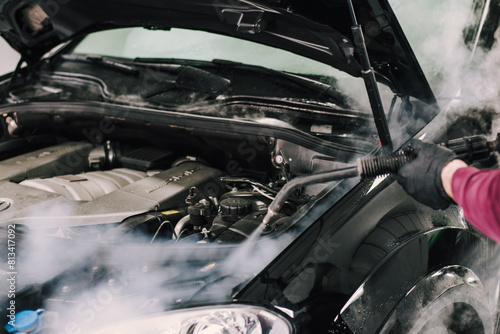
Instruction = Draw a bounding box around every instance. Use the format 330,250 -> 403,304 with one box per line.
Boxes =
397,140 -> 456,210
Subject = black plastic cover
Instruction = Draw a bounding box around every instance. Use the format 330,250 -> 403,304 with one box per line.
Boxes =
0,0 -> 436,103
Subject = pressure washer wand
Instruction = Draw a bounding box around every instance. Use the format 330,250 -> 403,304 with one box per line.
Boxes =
261,133 -> 500,228
261,150 -> 414,226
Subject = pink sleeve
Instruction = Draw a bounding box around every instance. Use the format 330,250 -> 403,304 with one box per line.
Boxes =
452,167 -> 500,242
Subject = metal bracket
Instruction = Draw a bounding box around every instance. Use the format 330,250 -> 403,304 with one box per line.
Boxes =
221,9 -> 267,34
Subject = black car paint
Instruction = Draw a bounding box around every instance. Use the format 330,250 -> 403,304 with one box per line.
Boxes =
236,171 -> 499,333
2,89 -> 492,333
0,0 -> 435,103
1,0 -> 500,334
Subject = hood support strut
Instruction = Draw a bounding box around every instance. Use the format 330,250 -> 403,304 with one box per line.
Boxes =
347,0 -> 393,153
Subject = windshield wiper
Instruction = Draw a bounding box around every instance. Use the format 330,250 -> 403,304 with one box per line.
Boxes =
131,57 -> 230,96
133,57 -> 346,103
61,54 -> 140,75
210,58 -> 346,103
59,55 -> 231,99
141,66 -> 231,98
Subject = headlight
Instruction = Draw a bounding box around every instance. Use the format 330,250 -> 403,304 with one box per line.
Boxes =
92,304 -> 293,334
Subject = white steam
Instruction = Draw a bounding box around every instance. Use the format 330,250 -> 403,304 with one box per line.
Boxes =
10,215 -> 294,333
6,2 -> 500,333
392,0 -> 500,112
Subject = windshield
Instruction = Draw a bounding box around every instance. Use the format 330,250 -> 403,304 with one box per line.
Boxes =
74,27 -> 347,77
71,27 -> 380,110
53,27 -> 402,149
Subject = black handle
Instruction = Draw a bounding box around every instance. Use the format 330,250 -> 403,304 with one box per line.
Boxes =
261,134 -> 499,227
358,134 -> 499,180
445,135 -> 491,163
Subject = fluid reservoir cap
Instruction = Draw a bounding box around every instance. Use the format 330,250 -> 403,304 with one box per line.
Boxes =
5,309 -> 45,333
220,198 -> 252,216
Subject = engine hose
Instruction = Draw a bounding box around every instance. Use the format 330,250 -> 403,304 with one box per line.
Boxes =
174,215 -> 191,240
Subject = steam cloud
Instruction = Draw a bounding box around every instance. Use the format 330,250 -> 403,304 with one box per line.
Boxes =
3,1 -> 500,333
8,222 -> 294,333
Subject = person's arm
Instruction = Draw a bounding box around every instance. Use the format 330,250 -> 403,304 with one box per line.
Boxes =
443,162 -> 500,241
397,140 -> 500,242
441,159 -> 468,201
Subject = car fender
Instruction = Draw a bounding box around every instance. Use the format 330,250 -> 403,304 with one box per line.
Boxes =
378,265 -> 493,333
336,227 -> 492,334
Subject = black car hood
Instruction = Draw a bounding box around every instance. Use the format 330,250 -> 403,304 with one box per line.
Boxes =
0,0 -> 435,104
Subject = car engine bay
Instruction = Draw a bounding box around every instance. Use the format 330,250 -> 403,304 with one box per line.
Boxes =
0,110 -> 372,246
0,107 -> 380,331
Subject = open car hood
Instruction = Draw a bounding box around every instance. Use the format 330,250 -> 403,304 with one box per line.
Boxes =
0,0 -> 435,104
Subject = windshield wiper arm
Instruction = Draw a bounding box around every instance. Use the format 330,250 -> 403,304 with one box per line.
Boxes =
141,65 -> 231,98
134,57 -> 339,101
60,55 -> 231,98
61,54 -> 140,75
211,58 -> 343,101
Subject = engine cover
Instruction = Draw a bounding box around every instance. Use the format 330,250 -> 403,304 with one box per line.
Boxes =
20,169 -> 147,201
0,160 -> 223,229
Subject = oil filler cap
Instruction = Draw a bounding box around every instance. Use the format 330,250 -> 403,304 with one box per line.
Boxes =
5,309 -> 45,333
220,198 -> 252,216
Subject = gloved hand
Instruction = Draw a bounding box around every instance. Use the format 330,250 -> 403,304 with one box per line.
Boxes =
397,140 -> 457,210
